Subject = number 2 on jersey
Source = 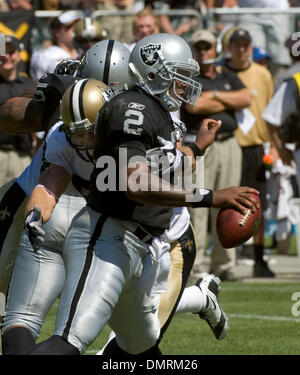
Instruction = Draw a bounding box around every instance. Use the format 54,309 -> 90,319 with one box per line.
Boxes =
124,109 -> 144,135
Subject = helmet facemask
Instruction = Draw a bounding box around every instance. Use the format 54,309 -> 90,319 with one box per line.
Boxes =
157,50 -> 202,111
62,119 -> 95,162
129,48 -> 202,112
61,79 -> 111,163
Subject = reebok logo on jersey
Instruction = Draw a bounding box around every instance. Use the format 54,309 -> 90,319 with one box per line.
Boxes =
140,43 -> 161,66
128,102 -> 145,110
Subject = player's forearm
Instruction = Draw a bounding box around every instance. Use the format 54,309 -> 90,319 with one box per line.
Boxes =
0,97 -> 43,134
25,164 -> 71,223
125,163 -> 210,208
178,145 -> 196,171
25,186 -> 57,224
126,184 -> 211,208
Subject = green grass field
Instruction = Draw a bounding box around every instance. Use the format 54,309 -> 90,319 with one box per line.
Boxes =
29,280 -> 299,356
1,235 -> 299,356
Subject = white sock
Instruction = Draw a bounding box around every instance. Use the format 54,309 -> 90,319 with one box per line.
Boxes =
175,285 -> 206,314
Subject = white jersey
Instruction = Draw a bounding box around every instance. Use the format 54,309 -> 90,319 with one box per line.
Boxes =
30,45 -> 75,81
163,207 -> 190,243
44,124 -> 93,183
16,122 -> 93,197
166,112 -> 190,240
16,124 -> 59,196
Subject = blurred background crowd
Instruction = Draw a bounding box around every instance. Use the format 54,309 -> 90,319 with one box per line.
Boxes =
0,0 -> 300,281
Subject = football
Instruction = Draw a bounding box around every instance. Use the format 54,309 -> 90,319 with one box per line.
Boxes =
216,193 -> 262,249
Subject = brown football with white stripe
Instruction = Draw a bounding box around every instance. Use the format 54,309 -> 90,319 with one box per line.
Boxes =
216,193 -> 262,249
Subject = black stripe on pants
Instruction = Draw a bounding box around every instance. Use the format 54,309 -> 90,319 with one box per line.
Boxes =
62,213 -> 108,340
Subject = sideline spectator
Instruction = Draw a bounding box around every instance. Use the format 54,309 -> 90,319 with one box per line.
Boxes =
30,12 -> 80,81
147,0 -> 201,37
208,0 -> 239,33
74,17 -> 106,57
60,0 -> 81,9
0,35 -> 34,185
180,29 -> 252,281
262,73 -> 300,254
6,0 -> 33,9
253,46 -> 271,69
33,0 -> 61,10
94,0 -> 134,43
125,7 -> 160,51
0,0 -> 9,11
224,27 -> 276,277
237,0 -> 292,67
31,1 -> 61,49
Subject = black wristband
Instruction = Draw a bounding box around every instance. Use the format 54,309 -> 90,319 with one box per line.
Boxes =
189,143 -> 205,158
192,188 -> 213,208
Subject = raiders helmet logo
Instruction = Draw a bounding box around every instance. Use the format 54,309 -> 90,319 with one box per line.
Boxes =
140,43 -> 161,66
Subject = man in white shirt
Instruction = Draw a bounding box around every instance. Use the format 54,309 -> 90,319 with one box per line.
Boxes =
30,12 -> 80,81
262,77 -> 300,180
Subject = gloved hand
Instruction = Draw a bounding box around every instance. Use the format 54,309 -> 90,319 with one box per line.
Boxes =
24,206 -> 45,252
146,136 -> 183,176
34,73 -> 77,129
53,59 -> 81,76
173,120 -> 187,141
34,73 -> 76,103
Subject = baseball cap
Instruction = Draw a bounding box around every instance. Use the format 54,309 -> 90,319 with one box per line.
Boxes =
229,28 -> 252,44
253,47 -> 270,62
191,29 -> 217,46
49,12 -> 80,30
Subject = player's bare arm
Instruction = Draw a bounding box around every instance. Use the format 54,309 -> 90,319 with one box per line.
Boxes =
178,118 -> 222,170
25,164 -> 71,223
123,161 -> 259,213
0,97 -> 43,134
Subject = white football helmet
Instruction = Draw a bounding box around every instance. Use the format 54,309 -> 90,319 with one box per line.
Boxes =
61,78 -> 112,160
129,33 -> 202,111
77,40 -> 133,93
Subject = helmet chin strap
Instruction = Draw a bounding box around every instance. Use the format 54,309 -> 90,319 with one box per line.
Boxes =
159,92 -> 181,112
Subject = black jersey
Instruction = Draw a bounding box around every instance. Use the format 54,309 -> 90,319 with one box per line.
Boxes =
87,87 -> 177,236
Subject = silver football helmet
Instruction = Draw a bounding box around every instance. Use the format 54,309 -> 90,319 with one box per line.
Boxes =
77,40 -> 133,93
129,33 -> 202,112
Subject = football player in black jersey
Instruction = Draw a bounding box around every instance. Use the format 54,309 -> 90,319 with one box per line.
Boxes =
26,34 -> 259,356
